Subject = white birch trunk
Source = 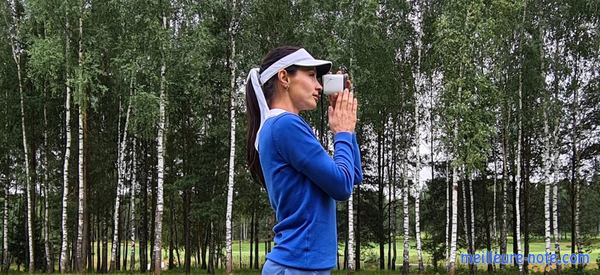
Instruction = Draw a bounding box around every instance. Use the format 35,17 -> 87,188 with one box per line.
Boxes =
3,87 -> 9,269
130,137 -> 137,272
551,114 -> 561,272
43,87 -> 52,272
468,171 -> 475,272
515,2 -> 527,272
60,8 -> 72,272
515,60 -> 524,275
75,2 -> 86,269
6,0 -> 34,270
448,164 -> 459,274
225,0 -> 238,270
543,100 -> 552,271
461,167 -> 469,250
153,14 -> 168,274
445,162 -> 450,259
111,79 -> 133,271
347,57 -> 356,273
500,117 -> 509,270
76,101 -> 85,272
402,154 -> 410,273
413,82 -> 423,272
572,86 -> 581,263
493,140 -> 498,251
348,192 -> 355,272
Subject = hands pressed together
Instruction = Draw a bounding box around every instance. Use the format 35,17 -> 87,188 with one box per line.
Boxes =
327,74 -> 358,134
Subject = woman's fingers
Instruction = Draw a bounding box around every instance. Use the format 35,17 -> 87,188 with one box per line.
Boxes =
335,90 -> 344,118
328,94 -> 338,109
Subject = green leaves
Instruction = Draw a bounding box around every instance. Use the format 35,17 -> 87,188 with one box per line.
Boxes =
130,91 -> 159,140
27,36 -> 64,81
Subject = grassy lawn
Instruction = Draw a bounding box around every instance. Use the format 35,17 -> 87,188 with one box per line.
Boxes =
8,238 -> 600,273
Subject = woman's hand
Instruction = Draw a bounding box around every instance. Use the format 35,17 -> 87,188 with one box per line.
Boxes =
327,71 -> 352,109
328,89 -> 358,134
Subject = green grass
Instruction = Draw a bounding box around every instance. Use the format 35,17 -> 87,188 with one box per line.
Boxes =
7,238 -> 600,273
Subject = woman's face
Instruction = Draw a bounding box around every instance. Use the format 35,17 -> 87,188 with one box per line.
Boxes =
287,67 -> 323,112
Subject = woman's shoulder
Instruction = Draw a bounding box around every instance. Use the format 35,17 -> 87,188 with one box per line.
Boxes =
269,112 -> 309,132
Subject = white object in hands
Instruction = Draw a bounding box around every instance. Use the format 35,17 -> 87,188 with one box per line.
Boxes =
322,74 -> 346,95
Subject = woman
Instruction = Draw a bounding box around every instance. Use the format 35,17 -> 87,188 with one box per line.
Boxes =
245,46 -> 363,274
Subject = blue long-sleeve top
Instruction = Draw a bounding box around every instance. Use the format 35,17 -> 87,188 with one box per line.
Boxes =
258,111 -> 363,270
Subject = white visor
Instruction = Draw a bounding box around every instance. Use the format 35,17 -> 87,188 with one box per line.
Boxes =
248,48 -> 332,151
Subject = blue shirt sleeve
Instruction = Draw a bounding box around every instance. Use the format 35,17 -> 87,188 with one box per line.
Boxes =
352,133 -> 363,185
272,114 -> 355,201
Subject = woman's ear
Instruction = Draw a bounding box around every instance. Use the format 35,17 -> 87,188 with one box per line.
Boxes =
277,70 -> 290,89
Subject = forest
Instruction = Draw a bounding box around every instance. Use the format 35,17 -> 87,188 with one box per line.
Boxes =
1,0 -> 599,274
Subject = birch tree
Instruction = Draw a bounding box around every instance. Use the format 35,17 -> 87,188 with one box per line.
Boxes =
4,0 -> 34,271
129,137 -> 137,272
153,8 -> 169,274
60,5 -> 72,271
111,74 -> 133,272
514,2 -> 528,273
410,0 -> 425,271
225,0 -> 239,272
75,0 -> 88,271
402,152 -> 410,274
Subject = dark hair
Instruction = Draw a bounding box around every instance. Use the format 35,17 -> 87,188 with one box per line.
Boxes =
246,46 -> 300,187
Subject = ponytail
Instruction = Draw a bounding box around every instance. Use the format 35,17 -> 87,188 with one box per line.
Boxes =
245,46 -> 301,188
245,81 -> 266,187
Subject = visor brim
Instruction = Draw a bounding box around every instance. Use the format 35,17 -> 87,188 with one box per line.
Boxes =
293,59 -> 332,77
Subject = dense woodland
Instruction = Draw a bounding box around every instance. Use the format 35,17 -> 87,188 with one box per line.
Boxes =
1,0 -> 599,274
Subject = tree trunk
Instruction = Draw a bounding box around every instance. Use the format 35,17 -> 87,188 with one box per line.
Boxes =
468,172 -> 475,273
461,168 -> 469,255
225,1 -> 238,272
411,4 -> 425,270
207,222 -> 215,274
43,83 -> 53,273
484,202 -> 492,272
377,130 -> 384,270
254,216 -> 259,269
492,138 -> 498,255
391,120 -> 397,271
168,195 -> 174,270
2,84 -> 7,272
348,190 -> 355,273
2,182 -> 7,272
60,9 -> 73,270
356,181 -> 361,271
75,0 -> 87,271
445,162 -> 450,259
140,141 -> 148,272
130,138 -> 137,272
543,98 -> 552,272
385,130 -> 393,270
184,189 -> 191,273
102,222 -> 108,273
6,0 -> 35,270
112,74 -> 134,271
500,107 -> 509,270
550,37 -> 562,275
414,91 -> 423,273
402,151 -> 409,274
123,203 -> 129,272
515,2 -> 527,273
96,217 -> 101,272
249,211 -> 254,268
448,164 -> 459,275
153,12 -> 168,274
570,52 -> 581,270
